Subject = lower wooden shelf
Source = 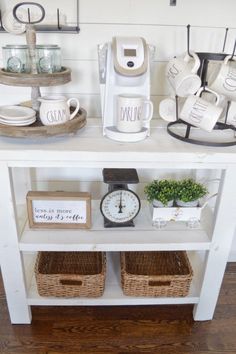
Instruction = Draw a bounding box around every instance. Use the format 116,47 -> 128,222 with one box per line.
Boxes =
24,251 -> 205,306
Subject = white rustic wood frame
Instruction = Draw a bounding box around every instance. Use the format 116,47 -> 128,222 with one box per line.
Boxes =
27,191 -> 91,229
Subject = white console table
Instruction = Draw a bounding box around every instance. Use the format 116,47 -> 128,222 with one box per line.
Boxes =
0,119 -> 236,324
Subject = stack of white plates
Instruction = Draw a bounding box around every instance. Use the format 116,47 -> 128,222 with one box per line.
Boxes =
0,106 -> 36,126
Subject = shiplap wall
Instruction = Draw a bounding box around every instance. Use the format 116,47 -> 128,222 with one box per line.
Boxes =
1,0 -> 236,259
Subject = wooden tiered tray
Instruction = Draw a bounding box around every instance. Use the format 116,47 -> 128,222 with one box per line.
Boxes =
0,67 -> 71,87
0,108 -> 87,138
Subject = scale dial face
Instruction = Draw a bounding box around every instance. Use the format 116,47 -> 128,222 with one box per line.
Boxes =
100,189 -> 140,224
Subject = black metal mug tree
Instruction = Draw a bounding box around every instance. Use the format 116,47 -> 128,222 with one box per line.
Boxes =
167,25 -> 236,147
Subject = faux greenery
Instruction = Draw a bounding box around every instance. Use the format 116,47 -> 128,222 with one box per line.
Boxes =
176,178 -> 208,203
144,179 -> 178,206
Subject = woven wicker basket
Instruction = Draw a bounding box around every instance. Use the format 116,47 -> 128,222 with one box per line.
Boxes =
121,251 -> 193,297
35,251 -> 106,297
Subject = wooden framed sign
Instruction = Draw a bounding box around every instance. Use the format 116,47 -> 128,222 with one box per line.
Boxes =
26,191 -> 91,229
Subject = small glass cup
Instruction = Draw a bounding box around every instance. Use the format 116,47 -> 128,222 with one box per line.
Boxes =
2,45 -> 31,73
36,45 -> 61,73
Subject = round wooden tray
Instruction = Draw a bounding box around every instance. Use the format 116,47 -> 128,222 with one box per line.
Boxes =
0,67 -> 71,87
0,108 -> 87,138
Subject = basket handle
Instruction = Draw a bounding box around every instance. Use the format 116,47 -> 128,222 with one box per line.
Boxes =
149,280 -> 171,287
60,279 -> 82,286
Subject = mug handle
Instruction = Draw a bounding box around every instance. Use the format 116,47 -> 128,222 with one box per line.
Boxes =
143,100 -> 154,122
67,98 -> 80,120
196,87 -> 220,106
224,54 -> 236,65
184,51 -> 200,74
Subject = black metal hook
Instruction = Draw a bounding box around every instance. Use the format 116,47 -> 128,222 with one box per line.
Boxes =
0,10 -> 3,29
230,39 -> 236,61
57,9 -> 62,30
175,95 -> 178,121
27,7 -> 31,23
202,59 -> 209,90
222,28 -> 229,53
187,24 -> 193,58
224,101 -> 231,125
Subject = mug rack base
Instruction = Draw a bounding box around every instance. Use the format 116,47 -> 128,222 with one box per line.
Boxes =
167,120 -> 236,147
105,126 -> 149,142
0,108 -> 87,138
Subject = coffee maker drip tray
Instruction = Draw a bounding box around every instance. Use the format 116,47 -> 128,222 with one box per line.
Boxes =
105,126 -> 149,142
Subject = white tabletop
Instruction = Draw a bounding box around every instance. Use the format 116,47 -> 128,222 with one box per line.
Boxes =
0,119 -> 235,166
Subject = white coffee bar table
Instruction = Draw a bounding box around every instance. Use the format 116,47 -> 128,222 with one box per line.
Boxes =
0,118 -> 235,324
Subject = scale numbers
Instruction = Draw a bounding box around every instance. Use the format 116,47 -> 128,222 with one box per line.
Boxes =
100,189 -> 140,224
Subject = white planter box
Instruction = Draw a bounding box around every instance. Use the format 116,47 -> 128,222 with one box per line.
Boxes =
151,204 -> 202,222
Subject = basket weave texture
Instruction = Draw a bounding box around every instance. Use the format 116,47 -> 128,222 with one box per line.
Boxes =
121,251 -> 193,297
35,252 -> 106,297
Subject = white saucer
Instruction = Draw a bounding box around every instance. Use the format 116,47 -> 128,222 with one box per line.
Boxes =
105,126 -> 149,142
0,115 -> 36,123
0,117 -> 36,126
0,106 -> 36,120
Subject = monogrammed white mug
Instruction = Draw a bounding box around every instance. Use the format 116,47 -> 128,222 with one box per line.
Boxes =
179,87 -> 223,132
38,95 -> 80,126
116,94 -> 153,133
165,51 -> 201,97
210,55 -> 236,100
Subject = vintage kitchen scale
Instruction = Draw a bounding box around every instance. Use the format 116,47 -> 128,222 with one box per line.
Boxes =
98,36 -> 153,142
0,2 -> 86,138
100,168 -> 141,228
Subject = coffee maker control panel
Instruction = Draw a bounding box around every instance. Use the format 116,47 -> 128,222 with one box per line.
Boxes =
112,37 -> 148,77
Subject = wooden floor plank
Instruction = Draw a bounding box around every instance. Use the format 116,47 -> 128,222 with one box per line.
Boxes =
0,263 -> 235,354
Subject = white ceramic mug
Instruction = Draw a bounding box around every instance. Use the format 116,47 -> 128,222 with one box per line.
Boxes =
159,96 -> 184,122
179,87 -> 223,132
210,55 -> 236,100
166,51 -> 201,97
38,95 -> 80,126
116,94 -> 153,133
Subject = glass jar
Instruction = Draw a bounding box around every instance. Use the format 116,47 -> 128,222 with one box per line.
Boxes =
2,45 -> 31,73
36,45 -> 61,74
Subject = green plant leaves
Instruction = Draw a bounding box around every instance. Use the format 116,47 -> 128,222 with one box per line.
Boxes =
144,178 -> 208,205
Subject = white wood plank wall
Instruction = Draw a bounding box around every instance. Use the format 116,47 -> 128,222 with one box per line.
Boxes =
0,0 -> 236,117
0,0 -> 236,259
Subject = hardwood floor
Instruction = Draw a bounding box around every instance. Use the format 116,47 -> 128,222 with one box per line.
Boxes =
0,263 -> 236,354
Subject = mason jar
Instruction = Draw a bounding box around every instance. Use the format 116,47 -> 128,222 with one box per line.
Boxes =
36,45 -> 61,73
2,45 -> 31,73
